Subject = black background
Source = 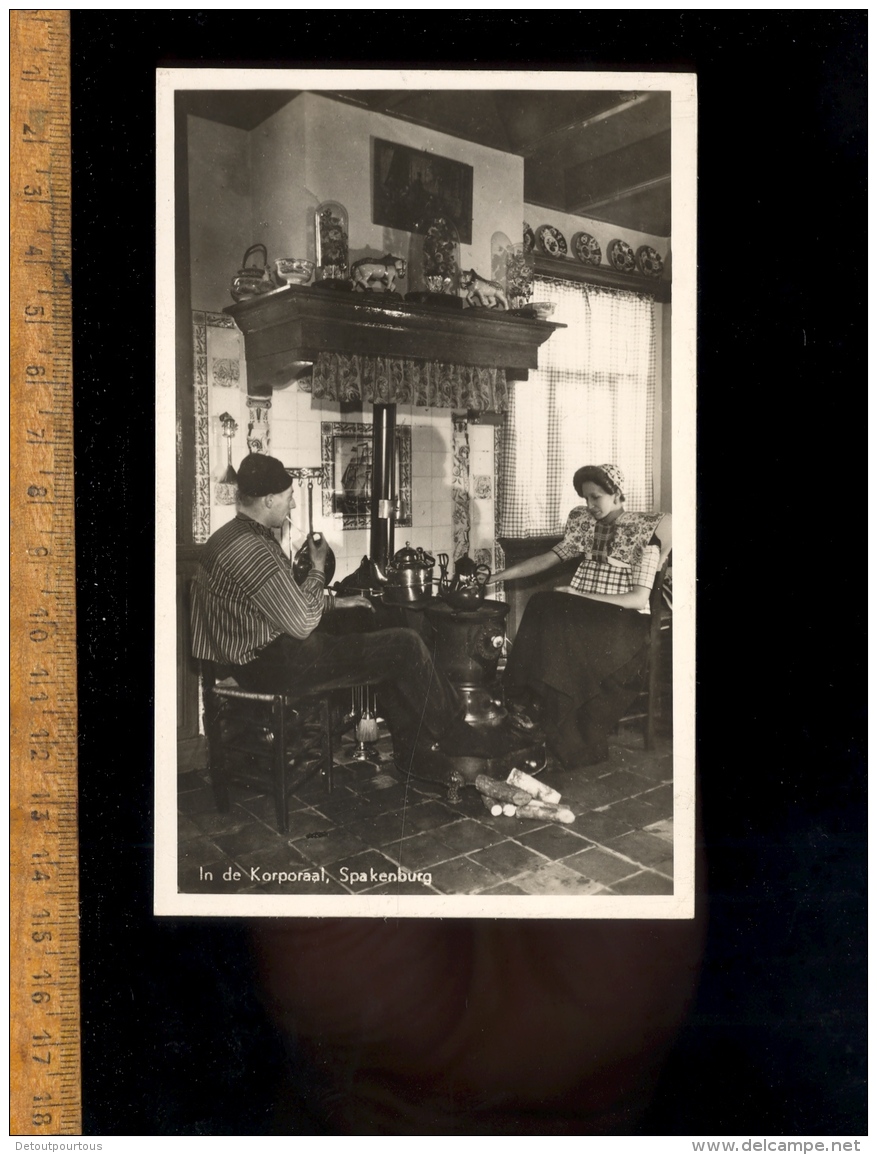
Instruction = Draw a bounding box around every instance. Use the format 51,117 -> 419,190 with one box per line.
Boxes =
69,13 -> 866,1135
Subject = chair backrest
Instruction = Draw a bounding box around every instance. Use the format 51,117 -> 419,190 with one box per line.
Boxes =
649,554 -> 671,644
654,513 -> 672,567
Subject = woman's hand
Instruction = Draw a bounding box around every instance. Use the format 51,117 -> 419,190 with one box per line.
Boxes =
489,550 -> 560,586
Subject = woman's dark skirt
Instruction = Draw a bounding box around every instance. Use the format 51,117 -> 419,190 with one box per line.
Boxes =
503,591 -> 650,768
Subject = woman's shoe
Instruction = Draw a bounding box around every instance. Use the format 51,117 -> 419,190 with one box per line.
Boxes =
505,695 -> 542,734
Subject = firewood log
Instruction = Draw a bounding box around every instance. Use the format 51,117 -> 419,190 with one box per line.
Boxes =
515,799 -> 576,824
480,794 -> 504,817
475,775 -> 531,807
507,768 -> 562,805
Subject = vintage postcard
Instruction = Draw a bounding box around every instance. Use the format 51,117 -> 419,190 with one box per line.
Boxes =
154,68 -> 697,918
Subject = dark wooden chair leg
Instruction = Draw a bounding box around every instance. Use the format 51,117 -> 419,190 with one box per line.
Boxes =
203,689 -> 231,813
272,696 -> 289,835
644,639 -> 659,751
321,696 -> 334,794
198,662 -> 342,835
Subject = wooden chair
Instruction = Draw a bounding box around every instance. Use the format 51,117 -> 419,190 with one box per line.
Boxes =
619,553 -> 673,750
199,660 -> 335,835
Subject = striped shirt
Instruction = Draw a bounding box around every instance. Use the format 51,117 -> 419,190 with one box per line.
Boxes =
190,513 -> 325,666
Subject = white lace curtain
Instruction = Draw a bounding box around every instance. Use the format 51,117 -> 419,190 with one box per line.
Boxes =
498,277 -> 657,536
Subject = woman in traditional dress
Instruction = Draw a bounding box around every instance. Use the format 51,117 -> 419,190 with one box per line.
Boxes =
492,464 -> 671,769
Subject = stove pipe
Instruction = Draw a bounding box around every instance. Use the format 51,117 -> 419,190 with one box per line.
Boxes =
369,402 -> 397,570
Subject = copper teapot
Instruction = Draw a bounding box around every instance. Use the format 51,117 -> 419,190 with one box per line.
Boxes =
230,244 -> 276,302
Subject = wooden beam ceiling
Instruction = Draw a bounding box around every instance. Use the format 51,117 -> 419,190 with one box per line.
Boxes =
565,129 -> 671,215
183,87 -> 673,237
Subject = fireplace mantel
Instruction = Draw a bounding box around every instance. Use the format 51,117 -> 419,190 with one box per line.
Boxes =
224,286 -> 564,395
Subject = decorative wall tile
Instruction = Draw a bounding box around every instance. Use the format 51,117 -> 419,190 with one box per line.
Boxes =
493,422 -> 506,601
473,474 -> 493,499
205,311 -> 236,329
451,419 -> 470,560
192,312 -> 210,543
246,396 -> 272,454
194,381 -> 209,416
474,547 -> 493,570
194,441 -> 211,544
211,357 -> 240,387
194,354 -> 207,389
192,310 -> 251,540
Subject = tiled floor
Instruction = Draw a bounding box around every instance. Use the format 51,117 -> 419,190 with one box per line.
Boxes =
178,719 -> 674,897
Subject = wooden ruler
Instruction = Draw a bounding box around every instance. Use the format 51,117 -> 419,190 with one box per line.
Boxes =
9,10 -> 81,1135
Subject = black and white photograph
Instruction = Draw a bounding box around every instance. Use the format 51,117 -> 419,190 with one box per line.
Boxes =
155,70 -> 697,917
59,12 -> 865,1140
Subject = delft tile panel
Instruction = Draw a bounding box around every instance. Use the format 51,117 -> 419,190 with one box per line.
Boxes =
451,419 -> 470,560
192,313 -> 210,542
192,311 -> 254,541
493,422 -> 506,601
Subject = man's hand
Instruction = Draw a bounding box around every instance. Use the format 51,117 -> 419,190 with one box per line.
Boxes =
307,532 -> 330,570
334,594 -> 376,612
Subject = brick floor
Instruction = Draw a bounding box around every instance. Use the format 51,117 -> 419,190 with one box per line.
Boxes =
177,721 -> 674,897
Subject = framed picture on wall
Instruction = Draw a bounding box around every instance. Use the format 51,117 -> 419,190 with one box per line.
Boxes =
321,421 -> 412,530
372,137 -> 474,244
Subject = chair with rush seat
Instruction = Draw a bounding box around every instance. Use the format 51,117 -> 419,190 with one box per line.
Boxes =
199,660 -> 336,835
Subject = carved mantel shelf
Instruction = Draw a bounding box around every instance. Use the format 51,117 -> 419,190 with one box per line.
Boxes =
224,285 -> 565,395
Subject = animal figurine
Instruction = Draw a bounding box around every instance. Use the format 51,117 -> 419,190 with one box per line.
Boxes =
459,269 -> 509,310
351,254 -> 407,294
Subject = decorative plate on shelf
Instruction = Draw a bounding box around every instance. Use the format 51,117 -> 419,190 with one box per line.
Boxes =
636,245 -> 664,278
572,231 -> 602,266
608,238 -> 636,273
537,224 -> 568,258
523,222 -> 536,254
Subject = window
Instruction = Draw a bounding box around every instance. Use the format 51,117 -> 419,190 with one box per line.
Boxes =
498,276 -> 657,536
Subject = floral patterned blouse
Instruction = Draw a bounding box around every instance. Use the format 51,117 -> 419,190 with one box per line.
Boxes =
552,508 -> 665,612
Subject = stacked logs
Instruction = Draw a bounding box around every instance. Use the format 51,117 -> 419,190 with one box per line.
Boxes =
475,769 -> 575,825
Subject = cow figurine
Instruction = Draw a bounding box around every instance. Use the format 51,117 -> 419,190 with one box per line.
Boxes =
460,269 -> 509,310
351,254 -> 407,294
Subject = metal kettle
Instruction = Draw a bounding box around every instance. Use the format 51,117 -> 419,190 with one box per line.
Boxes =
441,555 -> 491,610
384,542 -> 435,604
230,243 -> 276,302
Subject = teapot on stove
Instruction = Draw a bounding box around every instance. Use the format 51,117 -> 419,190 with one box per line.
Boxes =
441,555 -> 491,610
384,542 -> 435,604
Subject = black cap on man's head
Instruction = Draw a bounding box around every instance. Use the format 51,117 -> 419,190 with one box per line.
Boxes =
236,453 -> 292,497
